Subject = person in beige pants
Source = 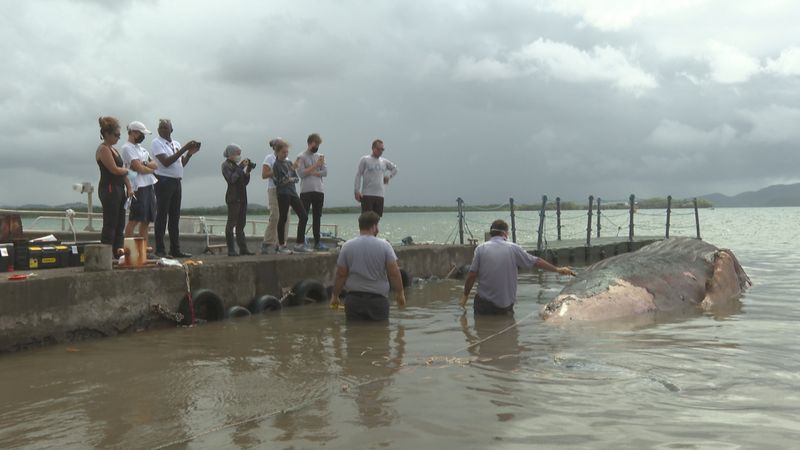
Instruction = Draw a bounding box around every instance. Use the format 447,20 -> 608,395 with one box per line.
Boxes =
261,138 -> 290,254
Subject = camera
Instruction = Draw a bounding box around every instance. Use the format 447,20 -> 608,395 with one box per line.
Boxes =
246,160 -> 256,170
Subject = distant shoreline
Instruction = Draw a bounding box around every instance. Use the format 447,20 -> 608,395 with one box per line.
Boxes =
4,197 -> 713,215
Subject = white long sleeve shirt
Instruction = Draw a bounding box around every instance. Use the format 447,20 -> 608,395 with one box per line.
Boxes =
354,155 -> 397,197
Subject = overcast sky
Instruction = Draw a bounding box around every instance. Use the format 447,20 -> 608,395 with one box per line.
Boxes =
1,0 -> 799,208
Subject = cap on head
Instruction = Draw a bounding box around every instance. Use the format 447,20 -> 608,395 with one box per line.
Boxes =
223,143 -> 242,158
127,121 -> 152,134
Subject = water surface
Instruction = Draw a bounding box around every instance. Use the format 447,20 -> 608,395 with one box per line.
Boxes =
2,208 -> 799,449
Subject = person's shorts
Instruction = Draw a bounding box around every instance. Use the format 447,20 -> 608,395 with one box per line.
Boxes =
344,291 -> 390,321
474,294 -> 514,316
129,184 -> 157,223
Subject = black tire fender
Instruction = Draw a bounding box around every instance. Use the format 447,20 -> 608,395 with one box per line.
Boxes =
249,294 -> 282,314
226,305 -> 252,319
400,268 -> 412,288
286,279 -> 327,306
178,289 -> 225,325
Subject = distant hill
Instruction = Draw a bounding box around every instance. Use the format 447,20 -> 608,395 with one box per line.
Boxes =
701,183 -> 800,207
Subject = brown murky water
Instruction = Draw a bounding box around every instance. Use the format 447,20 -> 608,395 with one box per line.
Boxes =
2,209 -> 800,449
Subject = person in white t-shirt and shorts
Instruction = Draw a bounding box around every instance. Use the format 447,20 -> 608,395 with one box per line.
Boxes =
121,121 -> 158,250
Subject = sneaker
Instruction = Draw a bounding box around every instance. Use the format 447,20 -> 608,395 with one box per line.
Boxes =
155,250 -> 167,258
260,242 -> 272,255
276,245 -> 293,255
170,251 -> 192,258
293,244 -> 311,253
314,242 -> 330,252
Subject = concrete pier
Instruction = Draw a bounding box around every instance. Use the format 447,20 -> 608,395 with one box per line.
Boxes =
0,245 -> 475,352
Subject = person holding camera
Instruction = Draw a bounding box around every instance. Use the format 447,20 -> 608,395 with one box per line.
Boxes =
271,139 -> 309,254
152,118 -> 200,258
221,144 -> 254,256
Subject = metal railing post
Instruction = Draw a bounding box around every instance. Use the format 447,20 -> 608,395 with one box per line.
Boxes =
457,197 -> 465,245
536,195 -> 547,252
628,194 -> 635,242
509,198 -> 517,243
556,197 -> 562,241
666,195 -> 672,238
694,197 -> 701,239
586,195 -> 594,247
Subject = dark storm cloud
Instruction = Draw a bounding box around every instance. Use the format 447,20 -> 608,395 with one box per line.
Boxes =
1,0 -> 799,208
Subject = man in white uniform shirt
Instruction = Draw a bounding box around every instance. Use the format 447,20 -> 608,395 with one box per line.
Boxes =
151,119 -> 200,258
354,139 -> 397,217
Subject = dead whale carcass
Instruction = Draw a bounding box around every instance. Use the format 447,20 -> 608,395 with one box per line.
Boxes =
541,238 -> 751,322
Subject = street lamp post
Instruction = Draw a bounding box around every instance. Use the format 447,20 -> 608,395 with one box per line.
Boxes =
73,182 -> 95,231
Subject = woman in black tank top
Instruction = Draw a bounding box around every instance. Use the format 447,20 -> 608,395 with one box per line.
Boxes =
95,116 -> 131,255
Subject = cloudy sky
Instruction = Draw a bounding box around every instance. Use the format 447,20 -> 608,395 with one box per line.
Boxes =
2,0 -> 799,208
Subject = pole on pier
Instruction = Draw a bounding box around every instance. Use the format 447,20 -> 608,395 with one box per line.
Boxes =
457,197 -> 465,245
596,197 -> 602,238
628,194 -> 636,242
509,197 -> 517,243
556,197 -> 562,241
536,195 -> 548,252
586,196 -> 594,247
666,195 -> 672,238
693,197 -> 701,240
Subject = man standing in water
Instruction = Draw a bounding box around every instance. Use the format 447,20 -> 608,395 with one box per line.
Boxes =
331,211 -> 406,320
461,219 -> 576,315
354,139 -> 397,217
152,119 -> 201,258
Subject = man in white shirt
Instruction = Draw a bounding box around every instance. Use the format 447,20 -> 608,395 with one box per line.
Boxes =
461,220 -> 575,315
354,139 -> 397,217
151,119 -> 200,258
121,121 -> 158,249
260,138 -> 290,254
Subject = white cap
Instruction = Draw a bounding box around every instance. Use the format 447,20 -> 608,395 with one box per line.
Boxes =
128,121 -> 152,134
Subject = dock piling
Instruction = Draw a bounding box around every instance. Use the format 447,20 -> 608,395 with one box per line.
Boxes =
536,195 -> 547,252
586,196 -> 594,248
694,197 -> 701,239
556,197 -> 562,241
456,197 -> 464,245
509,197 -> 517,243
666,195 -> 672,238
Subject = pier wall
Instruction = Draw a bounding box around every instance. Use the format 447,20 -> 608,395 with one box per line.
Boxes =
0,245 -> 475,352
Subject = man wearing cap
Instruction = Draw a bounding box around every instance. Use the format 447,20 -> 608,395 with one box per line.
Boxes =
461,219 -> 576,315
354,139 -> 397,217
151,119 -> 201,258
121,121 -> 157,250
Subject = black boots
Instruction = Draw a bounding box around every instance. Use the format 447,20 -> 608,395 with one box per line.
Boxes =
226,233 -> 239,257
237,236 -> 255,256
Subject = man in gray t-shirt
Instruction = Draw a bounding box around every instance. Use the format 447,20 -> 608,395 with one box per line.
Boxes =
331,211 -> 406,320
461,219 -> 575,315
